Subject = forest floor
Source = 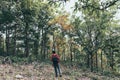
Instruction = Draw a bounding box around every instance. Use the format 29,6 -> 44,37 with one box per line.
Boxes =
0,62 -> 120,80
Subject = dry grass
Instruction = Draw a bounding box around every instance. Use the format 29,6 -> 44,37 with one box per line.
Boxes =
0,63 -> 119,80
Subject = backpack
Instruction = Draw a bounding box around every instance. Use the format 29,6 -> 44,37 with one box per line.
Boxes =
52,55 -> 59,63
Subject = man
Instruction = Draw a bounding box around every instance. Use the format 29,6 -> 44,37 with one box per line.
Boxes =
51,50 -> 62,78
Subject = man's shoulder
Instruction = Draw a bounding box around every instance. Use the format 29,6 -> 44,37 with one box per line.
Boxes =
52,54 -> 59,57
53,53 -> 57,55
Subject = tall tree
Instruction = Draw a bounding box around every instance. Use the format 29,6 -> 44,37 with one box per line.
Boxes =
73,0 -> 120,72
0,1 -> 16,55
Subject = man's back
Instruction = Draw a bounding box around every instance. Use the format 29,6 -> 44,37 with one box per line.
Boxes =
51,53 -> 60,64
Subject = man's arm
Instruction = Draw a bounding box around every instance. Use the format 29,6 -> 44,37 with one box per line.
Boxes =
56,54 -> 60,62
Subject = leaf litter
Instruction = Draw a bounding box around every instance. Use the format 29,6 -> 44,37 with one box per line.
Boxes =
0,63 -> 119,80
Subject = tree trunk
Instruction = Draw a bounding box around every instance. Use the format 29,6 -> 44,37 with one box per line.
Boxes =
25,22 -> 29,57
34,40 -> 39,56
52,33 -> 55,51
90,53 -> 93,72
62,48 -> 65,61
110,48 -> 114,70
0,34 -> 4,55
43,31 -> 47,59
5,25 -> 10,56
13,25 -> 17,55
96,52 -> 98,72
87,54 -> 90,68
111,51 -> 114,70
46,48 -> 48,59
0,34 -> 2,48
34,28 -> 40,57
101,51 -> 103,72
70,43 -> 73,65
41,26 -> 44,59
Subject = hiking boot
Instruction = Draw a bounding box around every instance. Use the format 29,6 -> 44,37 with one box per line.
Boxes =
60,74 -> 62,77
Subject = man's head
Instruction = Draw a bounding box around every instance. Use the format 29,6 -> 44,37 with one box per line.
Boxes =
52,50 -> 55,54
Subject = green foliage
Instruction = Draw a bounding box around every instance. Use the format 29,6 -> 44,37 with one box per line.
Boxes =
10,56 -> 28,64
103,70 -> 112,76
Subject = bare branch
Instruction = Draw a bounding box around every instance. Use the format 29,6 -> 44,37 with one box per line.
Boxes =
104,0 -> 119,9
81,0 -> 120,11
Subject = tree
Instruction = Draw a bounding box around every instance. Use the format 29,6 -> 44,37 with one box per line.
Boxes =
0,1 -> 16,55
73,0 -> 120,72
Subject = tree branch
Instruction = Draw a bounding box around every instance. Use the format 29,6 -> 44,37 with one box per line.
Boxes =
104,0 -> 119,9
82,0 -> 120,10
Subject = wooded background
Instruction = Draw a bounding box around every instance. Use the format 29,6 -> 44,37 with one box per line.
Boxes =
0,0 -> 120,73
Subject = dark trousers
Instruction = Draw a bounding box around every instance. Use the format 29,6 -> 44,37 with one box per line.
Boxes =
53,63 -> 61,77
